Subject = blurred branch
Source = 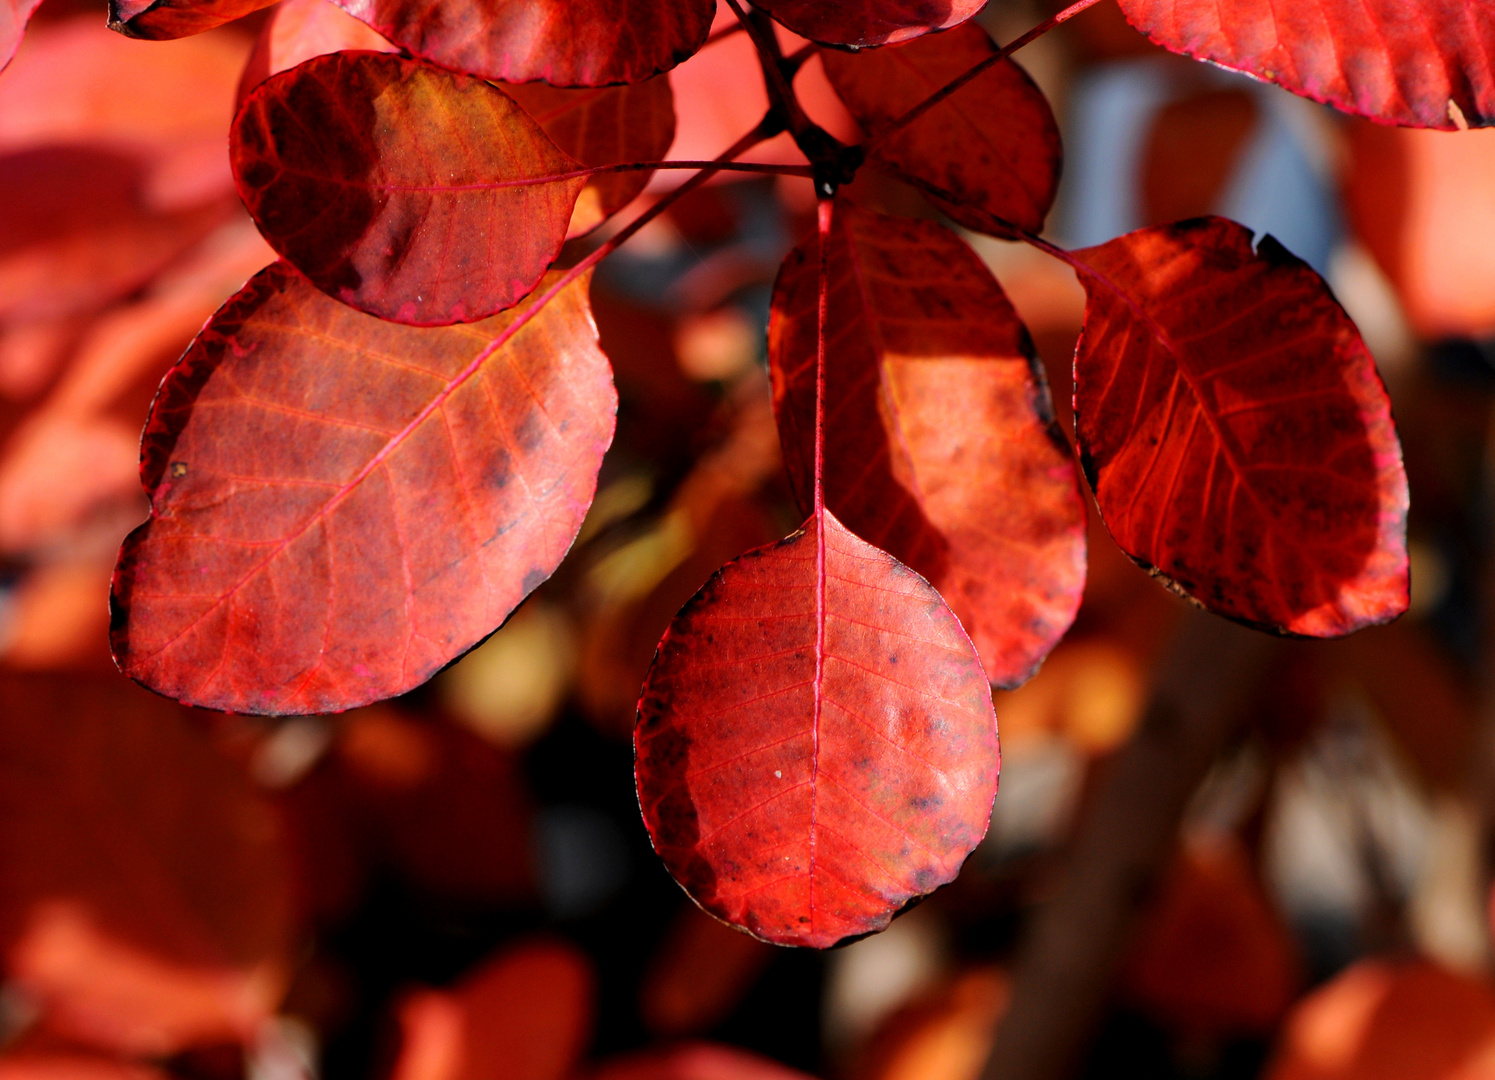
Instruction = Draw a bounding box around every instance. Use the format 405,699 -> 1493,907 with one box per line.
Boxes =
980,609 -> 1276,1080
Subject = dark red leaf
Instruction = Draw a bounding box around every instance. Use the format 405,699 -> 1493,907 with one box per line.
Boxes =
232,52 -> 585,326
1071,216 -> 1409,637
822,23 -> 1061,236
1116,0 -> 1495,130
635,509 -> 999,948
108,0 -> 276,40
110,261 -> 616,715
500,79 -> 676,239
329,0 -> 714,86
0,0 -> 41,72
0,673 -> 293,1055
750,0 -> 984,48
769,203 -> 1085,687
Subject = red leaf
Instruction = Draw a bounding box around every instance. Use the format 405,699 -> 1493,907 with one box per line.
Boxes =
635,509 -> 999,948
232,52 -> 585,326
1116,0 -> 1495,130
390,941 -> 593,1080
769,203 -> 1085,687
1071,217 -> 1409,637
110,262 -> 616,715
329,0 -> 714,86
501,79 -> 676,239
586,1044 -> 816,1080
749,0 -> 984,48
0,673 -> 293,1055
0,0 -> 42,72
822,23 -> 1061,237
235,0 -> 398,112
108,0 -> 277,40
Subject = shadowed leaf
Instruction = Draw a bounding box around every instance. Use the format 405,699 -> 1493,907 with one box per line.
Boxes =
109,0 -> 277,40
1117,0 -> 1495,129
750,0 -> 984,48
823,23 -> 1061,237
1072,217 -> 1408,637
111,262 -> 616,715
330,0 -> 714,86
232,52 -> 585,326
770,204 -> 1085,687
635,510 -> 998,948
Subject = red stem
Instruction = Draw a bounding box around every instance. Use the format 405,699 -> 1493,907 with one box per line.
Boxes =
866,0 -> 1105,147
812,197 -> 833,516
809,193 -> 834,935
378,160 -> 813,193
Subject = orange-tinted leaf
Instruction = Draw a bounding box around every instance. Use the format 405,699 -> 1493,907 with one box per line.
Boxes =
586,1044 -> 816,1080
390,941 -> 592,1080
769,204 -> 1085,687
1071,217 -> 1408,637
502,80 -> 675,238
111,262 -> 616,715
0,673 -> 293,1055
822,24 -> 1061,237
109,0 -> 277,40
330,0 -> 714,86
1117,0 -> 1495,130
635,510 -> 999,948
750,0 -> 983,48
0,0 -> 41,72
0,1057 -> 168,1080
236,0 -> 397,111
232,52 -> 584,325
858,967 -> 1008,1080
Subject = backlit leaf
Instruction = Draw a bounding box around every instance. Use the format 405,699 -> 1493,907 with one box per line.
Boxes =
750,0 -> 984,48
232,52 -> 585,326
0,0 -> 41,72
1116,0 -> 1495,129
822,24 -> 1061,237
236,0 -> 398,111
1071,217 -> 1409,637
109,0 -> 277,40
330,0 -> 715,86
111,262 -> 616,715
770,204 -> 1085,687
635,510 -> 999,948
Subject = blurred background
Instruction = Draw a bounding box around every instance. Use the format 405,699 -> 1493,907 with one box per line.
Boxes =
2,1 -> 1495,1079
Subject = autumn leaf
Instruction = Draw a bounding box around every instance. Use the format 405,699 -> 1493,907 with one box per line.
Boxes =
109,0 -> 278,40
1071,217 -> 1409,637
635,509 -> 998,948
822,23 -> 1062,237
769,203 -> 1085,687
111,262 -> 616,715
236,0 -> 398,111
750,0 -> 985,48
329,0 -> 715,86
232,52 -> 585,326
1116,0 -> 1495,130
0,0 -> 41,72
586,1044 -> 817,1080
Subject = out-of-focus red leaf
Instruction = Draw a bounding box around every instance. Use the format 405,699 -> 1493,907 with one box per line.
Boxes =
586,1043 -> 816,1080
232,52 -> 585,326
0,1058 -> 169,1080
0,0 -> 42,72
769,204 -> 1084,687
1121,836 -> 1301,1038
390,941 -> 592,1080
1140,87 -> 1259,226
1071,217 -> 1409,637
750,0 -> 983,48
330,0 -> 713,86
821,24 -> 1061,237
1266,959 -> 1495,1080
0,673 -> 293,1056
111,262 -> 615,715
1116,0 -> 1495,130
108,0 -> 276,40
641,902 -> 775,1036
635,509 -> 998,948
1343,123 -> 1495,339
236,0 -> 397,110
857,967 -> 1008,1080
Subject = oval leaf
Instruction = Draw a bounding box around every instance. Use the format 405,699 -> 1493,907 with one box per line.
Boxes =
635,510 -> 999,948
1116,0 -> 1495,130
822,23 -> 1061,236
330,0 -> 714,86
111,262 -> 616,715
750,0 -> 984,48
232,52 -> 585,326
108,0 -> 277,40
770,203 -> 1085,687
1072,217 -> 1409,637
501,79 -> 676,238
